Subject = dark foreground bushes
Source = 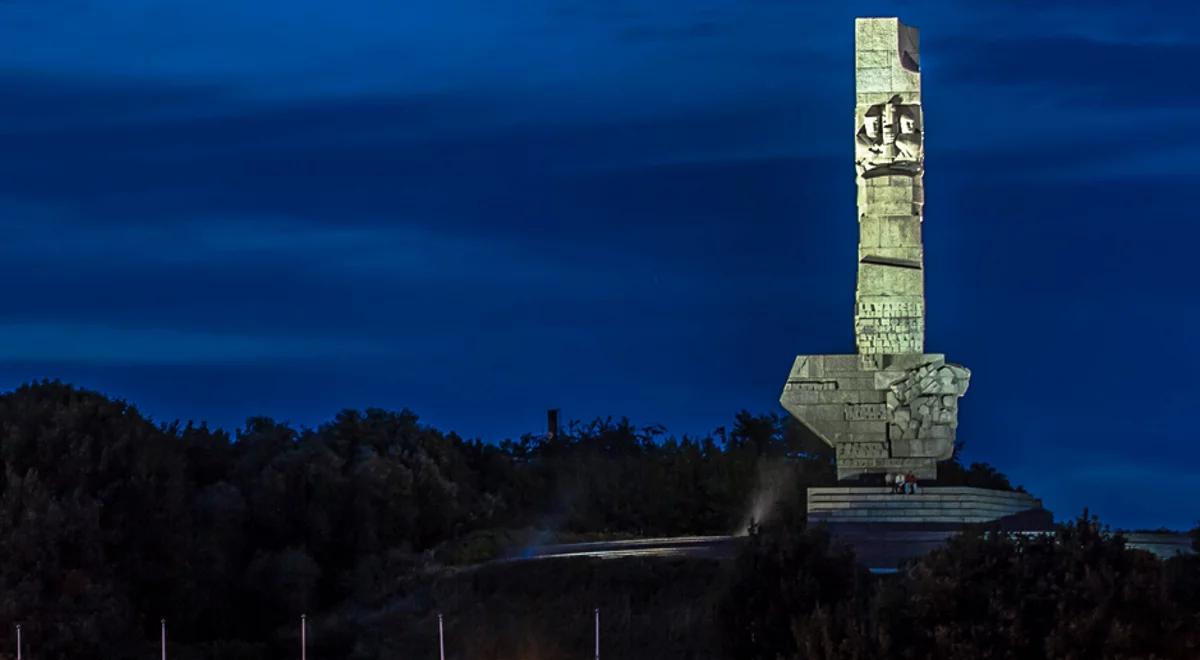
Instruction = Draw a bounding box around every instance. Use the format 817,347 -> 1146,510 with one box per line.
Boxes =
720,514 -> 1200,660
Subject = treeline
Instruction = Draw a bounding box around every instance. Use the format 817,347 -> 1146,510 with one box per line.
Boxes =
0,380 -> 1158,659
0,380 -> 841,658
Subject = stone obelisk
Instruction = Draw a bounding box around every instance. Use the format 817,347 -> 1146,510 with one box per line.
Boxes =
780,18 -> 970,481
853,18 -> 924,356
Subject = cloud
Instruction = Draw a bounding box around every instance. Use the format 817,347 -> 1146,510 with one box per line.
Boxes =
0,0 -> 829,113
0,72 -> 233,132
0,75 -> 845,238
0,322 -> 385,365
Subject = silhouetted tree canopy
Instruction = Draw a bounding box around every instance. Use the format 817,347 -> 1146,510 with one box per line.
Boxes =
0,381 -> 1193,659
720,508 -> 1200,659
0,381 -> 832,658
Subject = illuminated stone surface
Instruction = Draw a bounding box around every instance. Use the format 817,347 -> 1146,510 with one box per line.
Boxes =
780,18 -> 970,481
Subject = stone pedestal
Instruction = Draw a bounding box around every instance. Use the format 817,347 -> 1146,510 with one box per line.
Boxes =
805,487 -> 1194,570
807,486 -> 1045,525
781,353 -> 968,480
809,486 -> 1051,569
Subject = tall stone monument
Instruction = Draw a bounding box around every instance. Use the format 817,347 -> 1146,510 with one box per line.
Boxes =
780,18 -> 970,481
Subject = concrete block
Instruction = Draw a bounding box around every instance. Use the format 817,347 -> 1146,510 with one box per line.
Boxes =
856,67 -> 893,93
856,50 -> 889,68
856,92 -> 898,107
822,355 -> 863,372
859,216 -> 882,248
858,262 -> 924,296
861,246 -> 924,262
881,216 -> 923,246
788,355 -> 814,378
855,17 -> 899,52
891,67 -> 921,93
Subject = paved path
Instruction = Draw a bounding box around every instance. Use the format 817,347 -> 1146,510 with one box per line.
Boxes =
506,535 -> 740,561
509,530 -> 1193,569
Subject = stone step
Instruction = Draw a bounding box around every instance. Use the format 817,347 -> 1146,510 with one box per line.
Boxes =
811,495 -> 1033,505
809,491 -> 1039,502
816,506 -> 1032,518
811,492 -> 1036,506
810,501 -> 1037,513
810,491 -> 1038,502
814,515 -> 1018,524
810,487 -> 1032,495
807,486 -> 1043,526
813,515 -> 1027,525
813,505 -> 1031,516
811,504 -> 1039,516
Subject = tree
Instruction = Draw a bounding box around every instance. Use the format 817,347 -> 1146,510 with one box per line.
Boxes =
719,502 -> 870,659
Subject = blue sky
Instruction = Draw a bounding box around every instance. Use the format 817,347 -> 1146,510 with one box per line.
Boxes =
1,0 -> 1197,529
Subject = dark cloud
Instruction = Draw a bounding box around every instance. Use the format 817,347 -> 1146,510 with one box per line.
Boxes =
0,76 -> 836,238
0,71 -> 233,131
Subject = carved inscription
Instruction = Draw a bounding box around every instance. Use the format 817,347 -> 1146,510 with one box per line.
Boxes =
858,354 -> 884,370
857,301 -> 922,318
865,317 -> 920,329
855,301 -> 924,355
855,317 -> 922,335
844,403 -> 888,421
836,442 -> 888,459
840,457 -> 930,469
855,330 -> 922,354
785,380 -> 838,391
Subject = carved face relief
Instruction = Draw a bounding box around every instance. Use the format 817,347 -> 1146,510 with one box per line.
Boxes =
856,95 -> 922,177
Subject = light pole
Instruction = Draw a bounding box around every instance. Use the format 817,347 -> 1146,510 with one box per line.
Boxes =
437,612 -> 445,660
594,608 -> 600,660
15,623 -> 21,660
160,619 -> 166,660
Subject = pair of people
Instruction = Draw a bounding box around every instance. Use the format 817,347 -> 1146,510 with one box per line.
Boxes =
891,472 -> 919,495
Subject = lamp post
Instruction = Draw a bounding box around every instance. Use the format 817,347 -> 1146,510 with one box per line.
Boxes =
437,613 -> 445,660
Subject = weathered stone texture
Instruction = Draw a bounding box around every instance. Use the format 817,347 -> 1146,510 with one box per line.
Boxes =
781,353 -> 968,479
854,17 -> 925,356
780,18 -> 971,481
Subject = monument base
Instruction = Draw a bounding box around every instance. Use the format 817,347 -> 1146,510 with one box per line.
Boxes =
808,486 -> 1046,525
780,354 -> 970,481
809,486 -> 1052,570
806,486 -> 1194,570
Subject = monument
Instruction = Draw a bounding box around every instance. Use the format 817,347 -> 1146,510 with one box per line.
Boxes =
780,17 -> 971,482
777,18 -> 1050,544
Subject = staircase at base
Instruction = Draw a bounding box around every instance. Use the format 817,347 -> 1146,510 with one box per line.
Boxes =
808,486 -> 1044,525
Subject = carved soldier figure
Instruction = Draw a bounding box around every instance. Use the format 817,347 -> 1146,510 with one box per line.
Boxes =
855,95 -> 922,177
